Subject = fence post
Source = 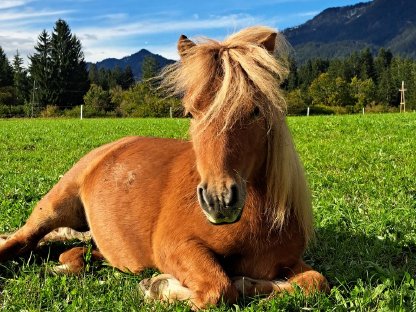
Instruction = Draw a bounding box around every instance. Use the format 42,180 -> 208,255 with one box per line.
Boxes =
362,107 -> 365,115
307,106 -> 310,117
80,105 -> 83,120
170,107 -> 173,118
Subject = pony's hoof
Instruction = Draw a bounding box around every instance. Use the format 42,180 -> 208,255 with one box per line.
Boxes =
139,274 -> 171,300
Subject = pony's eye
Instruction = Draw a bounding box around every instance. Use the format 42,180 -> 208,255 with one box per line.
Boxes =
251,106 -> 260,118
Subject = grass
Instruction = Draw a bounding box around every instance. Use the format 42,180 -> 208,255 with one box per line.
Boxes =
0,114 -> 415,311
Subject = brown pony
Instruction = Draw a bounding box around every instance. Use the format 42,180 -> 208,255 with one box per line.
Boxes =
0,26 -> 328,309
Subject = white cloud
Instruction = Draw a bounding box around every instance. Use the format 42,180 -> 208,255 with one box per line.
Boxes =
75,13 -> 260,44
295,11 -> 319,17
1,11 -> 270,64
0,0 -> 32,10
75,13 -> 262,62
0,9 -> 72,21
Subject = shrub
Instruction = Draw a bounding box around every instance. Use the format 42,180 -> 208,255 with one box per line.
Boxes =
40,105 -> 61,117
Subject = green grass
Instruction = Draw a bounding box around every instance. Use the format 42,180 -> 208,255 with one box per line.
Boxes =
0,114 -> 415,311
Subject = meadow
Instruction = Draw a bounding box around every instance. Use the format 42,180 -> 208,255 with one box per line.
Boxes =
0,114 -> 415,311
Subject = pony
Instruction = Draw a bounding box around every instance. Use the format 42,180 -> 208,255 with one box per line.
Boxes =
0,26 -> 328,309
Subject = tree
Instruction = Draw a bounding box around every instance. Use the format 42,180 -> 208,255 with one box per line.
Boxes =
12,51 -> 30,105
0,47 -> 13,87
350,76 -> 376,110
359,48 -> 375,81
141,56 -> 158,81
309,73 -> 352,107
376,69 -> 395,106
29,30 -> 53,107
298,58 -> 329,90
374,48 -> 393,80
286,89 -> 307,115
120,66 -> 135,90
83,84 -> 112,113
282,56 -> 298,91
50,19 -> 89,108
308,73 -> 335,106
88,64 -> 99,85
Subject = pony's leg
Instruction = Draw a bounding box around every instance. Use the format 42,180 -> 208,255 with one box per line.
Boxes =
232,262 -> 328,298
39,227 -> 92,245
234,261 -> 329,297
144,244 -> 238,309
232,276 -> 285,296
139,274 -> 287,308
283,261 -> 330,293
51,247 -> 104,275
0,180 -> 87,262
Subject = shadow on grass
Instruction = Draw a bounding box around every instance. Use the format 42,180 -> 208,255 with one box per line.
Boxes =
0,228 -> 415,310
306,226 -> 416,288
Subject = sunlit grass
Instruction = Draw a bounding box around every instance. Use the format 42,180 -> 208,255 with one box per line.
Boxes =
0,114 -> 415,311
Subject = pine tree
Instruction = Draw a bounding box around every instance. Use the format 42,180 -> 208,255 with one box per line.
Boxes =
29,30 -> 53,107
50,19 -> 89,108
282,56 -> 298,91
141,56 -> 158,80
120,66 -> 135,90
0,47 -> 14,110
359,48 -> 375,81
111,65 -> 123,89
88,64 -> 99,85
374,48 -> 393,84
0,47 -> 13,87
12,51 -> 30,105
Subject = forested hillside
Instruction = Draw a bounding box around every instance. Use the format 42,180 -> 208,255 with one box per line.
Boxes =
284,0 -> 416,63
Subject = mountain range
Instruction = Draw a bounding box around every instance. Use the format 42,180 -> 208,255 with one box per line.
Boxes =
90,0 -> 416,75
88,49 -> 174,80
283,0 -> 416,63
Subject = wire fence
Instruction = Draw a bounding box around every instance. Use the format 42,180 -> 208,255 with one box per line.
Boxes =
0,104 -> 186,119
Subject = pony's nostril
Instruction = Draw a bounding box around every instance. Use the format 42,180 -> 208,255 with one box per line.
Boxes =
197,186 -> 204,199
197,184 -> 212,208
226,184 -> 239,207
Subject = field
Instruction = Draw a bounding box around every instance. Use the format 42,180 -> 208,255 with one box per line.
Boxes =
0,114 -> 415,311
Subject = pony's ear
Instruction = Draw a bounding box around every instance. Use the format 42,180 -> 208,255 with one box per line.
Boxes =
260,32 -> 277,53
178,35 -> 196,58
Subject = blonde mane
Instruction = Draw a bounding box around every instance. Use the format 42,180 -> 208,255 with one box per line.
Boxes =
161,26 -> 313,242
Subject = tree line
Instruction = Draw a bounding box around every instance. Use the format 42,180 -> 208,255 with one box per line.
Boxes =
283,48 -> 416,114
1,19 -> 415,118
0,19 -> 181,118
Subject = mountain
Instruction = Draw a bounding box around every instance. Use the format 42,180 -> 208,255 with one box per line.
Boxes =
89,49 -> 175,80
283,0 -> 416,63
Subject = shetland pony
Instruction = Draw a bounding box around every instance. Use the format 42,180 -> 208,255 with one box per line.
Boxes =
0,26 -> 328,309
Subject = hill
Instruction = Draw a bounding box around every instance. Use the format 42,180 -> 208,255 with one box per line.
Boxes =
89,49 -> 175,80
283,0 -> 416,63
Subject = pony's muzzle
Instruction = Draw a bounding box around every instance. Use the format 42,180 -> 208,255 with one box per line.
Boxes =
197,183 -> 245,224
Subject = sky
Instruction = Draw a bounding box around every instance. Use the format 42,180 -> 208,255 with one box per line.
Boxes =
0,0 -> 367,65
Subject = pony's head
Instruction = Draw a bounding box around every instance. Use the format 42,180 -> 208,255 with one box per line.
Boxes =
162,27 -> 311,237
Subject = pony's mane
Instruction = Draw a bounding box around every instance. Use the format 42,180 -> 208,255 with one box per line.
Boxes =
160,26 -> 313,243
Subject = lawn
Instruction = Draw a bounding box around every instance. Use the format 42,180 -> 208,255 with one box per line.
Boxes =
0,114 -> 415,311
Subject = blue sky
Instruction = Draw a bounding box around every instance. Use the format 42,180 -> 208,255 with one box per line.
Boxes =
0,0 -> 367,65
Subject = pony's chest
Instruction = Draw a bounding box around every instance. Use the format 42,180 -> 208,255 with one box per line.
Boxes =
214,225 -> 305,280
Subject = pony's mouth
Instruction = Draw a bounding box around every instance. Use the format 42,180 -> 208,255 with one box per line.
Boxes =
201,208 -> 243,225
196,182 -> 246,225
